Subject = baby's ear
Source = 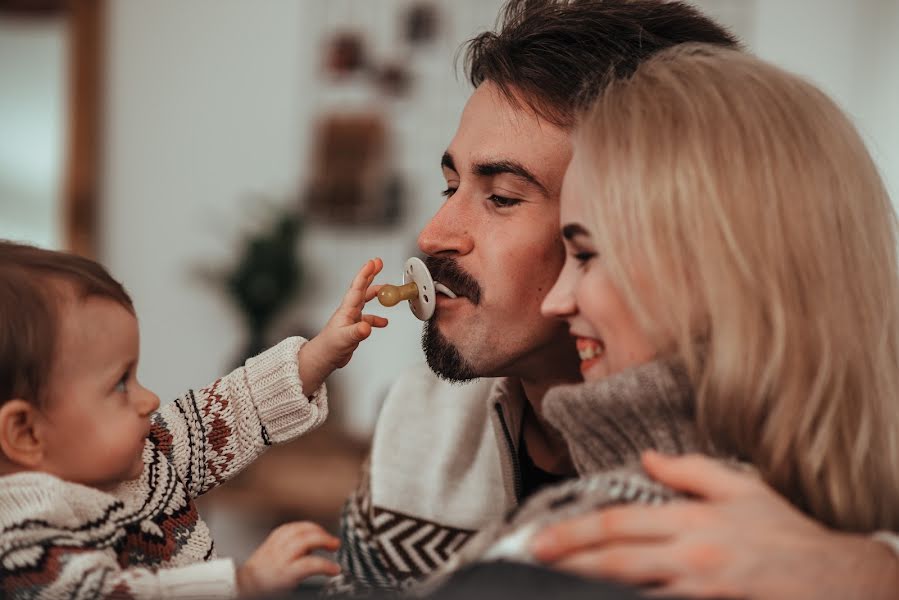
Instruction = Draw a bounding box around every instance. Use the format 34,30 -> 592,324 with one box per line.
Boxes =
0,400 -> 44,468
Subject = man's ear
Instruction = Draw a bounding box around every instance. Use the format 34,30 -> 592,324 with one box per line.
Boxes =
0,400 -> 44,468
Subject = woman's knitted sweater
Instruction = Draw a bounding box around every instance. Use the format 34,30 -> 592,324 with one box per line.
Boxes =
415,358 -> 703,595
0,337 -> 327,600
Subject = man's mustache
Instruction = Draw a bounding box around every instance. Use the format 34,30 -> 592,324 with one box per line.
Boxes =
424,256 -> 482,305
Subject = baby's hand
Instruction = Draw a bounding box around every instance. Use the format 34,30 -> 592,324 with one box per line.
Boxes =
298,258 -> 387,394
236,521 -> 340,598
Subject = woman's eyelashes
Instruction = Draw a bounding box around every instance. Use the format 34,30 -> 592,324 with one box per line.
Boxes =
573,250 -> 597,269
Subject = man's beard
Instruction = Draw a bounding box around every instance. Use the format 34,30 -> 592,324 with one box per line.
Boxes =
421,319 -> 479,382
420,255 -> 483,382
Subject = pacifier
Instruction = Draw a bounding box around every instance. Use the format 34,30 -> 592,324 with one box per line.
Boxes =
377,257 -> 457,321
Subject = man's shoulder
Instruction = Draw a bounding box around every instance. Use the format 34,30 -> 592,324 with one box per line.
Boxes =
376,363 -> 498,431
368,364 -> 512,531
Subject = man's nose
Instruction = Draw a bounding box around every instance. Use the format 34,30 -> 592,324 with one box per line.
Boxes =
418,197 -> 475,257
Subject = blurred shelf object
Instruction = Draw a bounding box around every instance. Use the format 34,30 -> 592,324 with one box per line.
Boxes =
404,1 -> 440,45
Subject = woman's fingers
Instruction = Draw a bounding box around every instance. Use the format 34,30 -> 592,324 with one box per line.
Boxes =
531,504 -> 687,563
641,451 -> 761,501
552,544 -> 679,586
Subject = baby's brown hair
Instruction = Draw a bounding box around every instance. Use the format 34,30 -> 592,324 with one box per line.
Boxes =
0,241 -> 134,407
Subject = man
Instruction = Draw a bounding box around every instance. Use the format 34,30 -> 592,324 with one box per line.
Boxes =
330,1 -> 735,591
332,1 -> 899,597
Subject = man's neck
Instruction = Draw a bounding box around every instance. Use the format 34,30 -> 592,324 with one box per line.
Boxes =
519,378 -> 577,475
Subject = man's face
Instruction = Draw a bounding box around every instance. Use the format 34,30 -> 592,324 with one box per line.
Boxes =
418,81 -> 578,383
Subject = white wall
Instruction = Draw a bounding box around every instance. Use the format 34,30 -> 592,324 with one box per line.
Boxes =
101,0 -> 503,436
0,17 -> 66,248
102,0 -> 899,438
696,0 -> 899,200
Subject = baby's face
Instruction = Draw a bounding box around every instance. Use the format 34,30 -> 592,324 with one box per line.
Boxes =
38,296 -> 160,490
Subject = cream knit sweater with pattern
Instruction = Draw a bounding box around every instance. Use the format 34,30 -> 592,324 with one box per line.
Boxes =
0,337 -> 327,600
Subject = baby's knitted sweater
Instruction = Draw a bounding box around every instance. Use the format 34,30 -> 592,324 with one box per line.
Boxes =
0,337 -> 327,600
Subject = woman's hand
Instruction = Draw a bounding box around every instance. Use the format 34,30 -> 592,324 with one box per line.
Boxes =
298,258 -> 387,395
530,451 -> 899,599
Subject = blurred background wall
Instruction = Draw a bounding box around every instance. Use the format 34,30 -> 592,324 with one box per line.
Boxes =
2,0 -> 898,563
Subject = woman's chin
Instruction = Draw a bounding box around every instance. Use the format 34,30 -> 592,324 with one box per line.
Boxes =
580,357 -> 608,381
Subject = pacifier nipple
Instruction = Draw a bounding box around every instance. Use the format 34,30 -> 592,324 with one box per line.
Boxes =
376,257 -> 437,321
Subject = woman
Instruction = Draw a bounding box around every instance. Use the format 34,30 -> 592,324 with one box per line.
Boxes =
545,42 -> 899,533
423,44 -> 899,597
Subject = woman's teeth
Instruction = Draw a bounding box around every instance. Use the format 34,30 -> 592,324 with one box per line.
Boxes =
578,346 -> 598,360
576,338 -> 604,361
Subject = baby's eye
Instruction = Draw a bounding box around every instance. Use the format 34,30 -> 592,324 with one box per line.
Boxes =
115,372 -> 129,394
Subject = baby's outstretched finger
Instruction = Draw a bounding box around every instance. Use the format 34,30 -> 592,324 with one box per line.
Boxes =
363,314 -> 389,328
349,258 -> 381,292
365,284 -> 384,303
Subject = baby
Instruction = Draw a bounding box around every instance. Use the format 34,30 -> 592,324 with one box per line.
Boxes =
0,240 -> 388,599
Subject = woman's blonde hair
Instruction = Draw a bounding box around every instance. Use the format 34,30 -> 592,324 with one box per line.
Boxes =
574,44 -> 899,532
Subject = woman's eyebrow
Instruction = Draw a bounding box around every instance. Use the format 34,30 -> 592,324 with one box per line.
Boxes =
561,223 -> 590,239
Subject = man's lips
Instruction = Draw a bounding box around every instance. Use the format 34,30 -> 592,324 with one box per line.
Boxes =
424,257 -> 482,305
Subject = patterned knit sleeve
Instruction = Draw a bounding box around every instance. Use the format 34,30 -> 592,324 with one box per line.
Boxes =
150,337 -> 328,498
323,456 -> 400,596
1,545 -> 237,600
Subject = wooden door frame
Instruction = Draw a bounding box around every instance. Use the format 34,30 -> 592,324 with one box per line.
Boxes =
64,0 -> 105,258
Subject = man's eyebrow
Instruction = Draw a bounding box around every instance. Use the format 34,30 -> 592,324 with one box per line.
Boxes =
441,152 -> 457,173
473,159 -> 548,196
441,151 -> 548,196
561,223 -> 590,239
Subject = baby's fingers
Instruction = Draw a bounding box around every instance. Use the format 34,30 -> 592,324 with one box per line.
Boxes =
363,314 -> 389,328
288,556 -> 341,582
350,258 -> 382,292
283,528 -> 340,560
338,259 -> 383,314
365,284 -> 384,303
347,321 -> 373,344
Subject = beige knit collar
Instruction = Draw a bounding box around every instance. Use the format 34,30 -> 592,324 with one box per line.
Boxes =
540,358 -> 700,476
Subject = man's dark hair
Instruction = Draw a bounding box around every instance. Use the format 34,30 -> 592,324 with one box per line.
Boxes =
462,0 -> 740,128
0,241 -> 134,408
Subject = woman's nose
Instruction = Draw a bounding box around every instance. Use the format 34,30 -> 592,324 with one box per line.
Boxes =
541,270 -> 577,319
